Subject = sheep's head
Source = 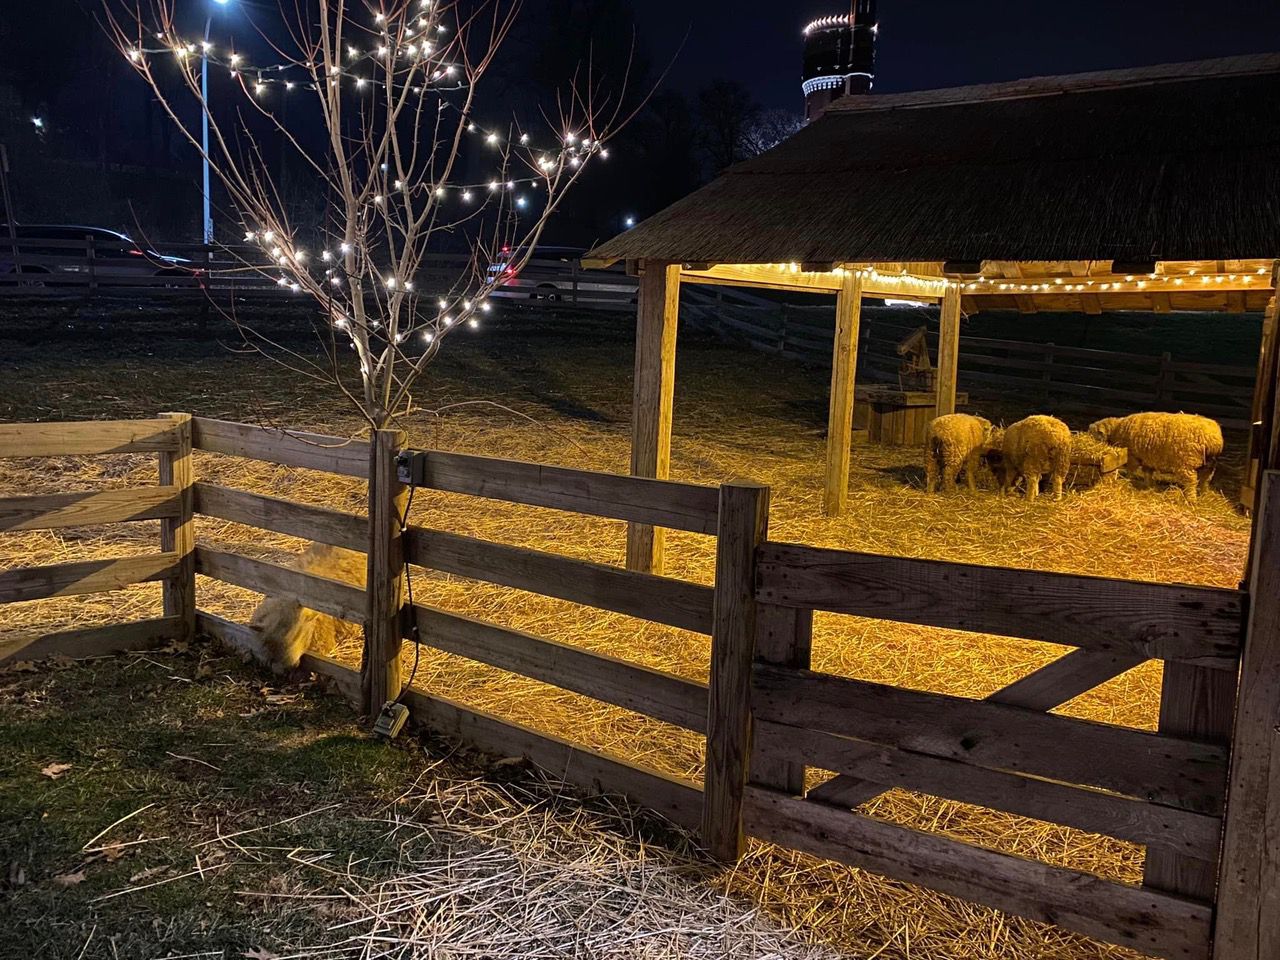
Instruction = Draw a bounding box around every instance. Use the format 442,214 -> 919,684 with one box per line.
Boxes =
1089,418 -> 1119,443
985,426 -> 1005,451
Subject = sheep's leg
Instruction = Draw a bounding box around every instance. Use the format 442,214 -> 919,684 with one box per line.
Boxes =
964,452 -> 980,492
1176,468 -> 1199,502
1051,472 -> 1065,501
925,456 -> 938,494
943,459 -> 960,494
1025,471 -> 1041,501
1197,463 -> 1216,497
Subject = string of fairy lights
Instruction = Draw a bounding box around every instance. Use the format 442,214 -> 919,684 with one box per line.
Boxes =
120,2 -> 618,357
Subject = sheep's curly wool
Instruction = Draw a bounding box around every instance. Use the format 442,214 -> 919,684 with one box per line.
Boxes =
924,414 -> 995,493
249,544 -> 366,672
1089,412 -> 1223,500
998,415 -> 1072,501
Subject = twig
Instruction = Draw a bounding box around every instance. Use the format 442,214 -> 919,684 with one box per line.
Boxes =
82,802 -> 155,850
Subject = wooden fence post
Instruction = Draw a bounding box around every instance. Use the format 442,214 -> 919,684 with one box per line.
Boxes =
751,603 -> 812,795
363,428 -> 408,714
159,413 -> 196,643
703,480 -> 770,860
1213,469 -> 1280,960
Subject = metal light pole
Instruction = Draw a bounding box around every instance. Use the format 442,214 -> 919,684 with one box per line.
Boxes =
202,0 -> 231,245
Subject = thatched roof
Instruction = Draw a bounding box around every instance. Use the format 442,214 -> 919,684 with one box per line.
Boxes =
586,55 -> 1280,266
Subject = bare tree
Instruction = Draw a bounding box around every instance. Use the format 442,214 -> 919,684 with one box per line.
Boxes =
102,0 -> 639,430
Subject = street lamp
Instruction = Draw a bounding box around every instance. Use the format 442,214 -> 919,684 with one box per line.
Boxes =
202,0 -> 231,245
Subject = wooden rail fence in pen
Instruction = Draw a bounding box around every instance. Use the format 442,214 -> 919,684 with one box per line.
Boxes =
2,413 -> 1278,960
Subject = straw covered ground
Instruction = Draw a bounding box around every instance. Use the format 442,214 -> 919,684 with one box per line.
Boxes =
0,305 -> 1255,959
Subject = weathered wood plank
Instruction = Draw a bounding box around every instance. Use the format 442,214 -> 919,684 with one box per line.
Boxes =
753,664 -> 1228,814
1213,471 -> 1280,960
193,483 -> 367,552
756,719 -> 1221,858
703,482 -> 770,859
399,449 -> 719,536
0,552 -> 178,605
0,486 -> 180,531
824,272 -> 863,517
744,787 -> 1212,960
808,648 -> 1146,809
0,418 -> 180,457
159,413 -> 196,643
190,417 -> 369,478
751,602 -> 813,795
756,542 -> 1244,668
0,616 -> 182,667
194,547 -> 364,624
934,283 -> 961,418
363,429 -> 406,713
1144,661 -> 1236,899
406,604 -> 706,731
626,262 -> 682,574
404,526 -> 714,635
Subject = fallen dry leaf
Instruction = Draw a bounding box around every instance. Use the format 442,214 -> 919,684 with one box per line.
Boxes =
52,871 -> 86,888
241,949 -> 279,960
158,640 -> 189,655
1,661 -> 39,675
40,762 -> 73,780
47,655 -> 76,670
128,866 -> 167,884
193,662 -> 215,681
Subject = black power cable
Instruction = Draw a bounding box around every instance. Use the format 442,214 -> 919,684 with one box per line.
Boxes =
394,480 -> 421,705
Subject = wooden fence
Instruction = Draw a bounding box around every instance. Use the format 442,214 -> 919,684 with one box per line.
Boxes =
682,296 -> 1258,428
2,414 -> 1278,960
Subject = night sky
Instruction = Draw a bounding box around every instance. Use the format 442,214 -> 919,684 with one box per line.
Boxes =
634,0 -> 1280,110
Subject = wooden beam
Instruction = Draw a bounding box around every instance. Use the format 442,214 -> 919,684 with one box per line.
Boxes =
679,263 -> 840,294
703,481 -> 770,860
159,413 -> 196,644
0,487 -> 180,531
824,272 -> 864,517
363,428 -> 407,714
0,617 -> 182,668
0,553 -> 178,605
626,262 -> 681,574
935,283 -> 962,418
1213,471 -> 1280,960
0,418 -> 181,457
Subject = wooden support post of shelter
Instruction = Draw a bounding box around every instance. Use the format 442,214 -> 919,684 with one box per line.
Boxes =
1213,470 -> 1280,960
823,271 -> 864,517
626,261 -> 681,574
702,480 -> 770,860
363,427 -> 408,714
934,282 -> 962,419
159,412 -> 196,643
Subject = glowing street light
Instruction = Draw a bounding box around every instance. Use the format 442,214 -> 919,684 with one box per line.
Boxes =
202,0 -> 233,245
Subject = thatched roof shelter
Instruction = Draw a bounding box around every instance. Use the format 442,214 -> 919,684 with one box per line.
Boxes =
582,55 -> 1280,573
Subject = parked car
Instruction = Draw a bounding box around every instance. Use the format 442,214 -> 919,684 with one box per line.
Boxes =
0,225 -> 199,286
486,245 -> 636,304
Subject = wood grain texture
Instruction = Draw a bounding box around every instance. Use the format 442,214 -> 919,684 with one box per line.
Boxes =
363,429 -> 406,713
807,648 -> 1146,809
626,262 -> 682,574
934,283 -> 962,418
194,547 -> 364,624
194,483 -> 367,552
750,602 -> 813,795
0,617 -> 182,667
191,417 -> 369,478
404,526 -> 714,635
406,604 -> 707,731
159,414 -> 196,643
702,482 -> 770,860
824,272 -> 863,517
744,787 -> 1212,960
757,542 -> 1244,668
753,664 -> 1228,814
1144,661 -> 1236,899
399,449 -> 718,535
0,486 -> 180,531
0,418 -> 180,457
756,719 -> 1221,858
1212,471 -> 1280,960
0,552 -> 178,605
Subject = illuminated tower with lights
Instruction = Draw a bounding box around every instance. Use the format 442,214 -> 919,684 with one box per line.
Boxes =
802,1 -> 879,121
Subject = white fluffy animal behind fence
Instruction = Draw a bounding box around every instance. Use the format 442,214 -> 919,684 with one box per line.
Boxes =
248,544 -> 366,673
924,414 -> 996,493
1089,412 -> 1223,501
997,415 -> 1072,501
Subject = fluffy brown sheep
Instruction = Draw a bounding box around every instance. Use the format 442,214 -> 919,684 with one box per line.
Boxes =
998,415 -> 1072,501
1088,412 -> 1223,500
924,414 -> 996,493
248,544 -> 366,673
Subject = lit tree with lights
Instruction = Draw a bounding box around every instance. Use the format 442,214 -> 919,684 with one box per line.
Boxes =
102,0 -> 639,430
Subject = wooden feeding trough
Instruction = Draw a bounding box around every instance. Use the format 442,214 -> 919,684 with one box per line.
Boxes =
860,386 -> 970,446
1069,434 -> 1129,486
